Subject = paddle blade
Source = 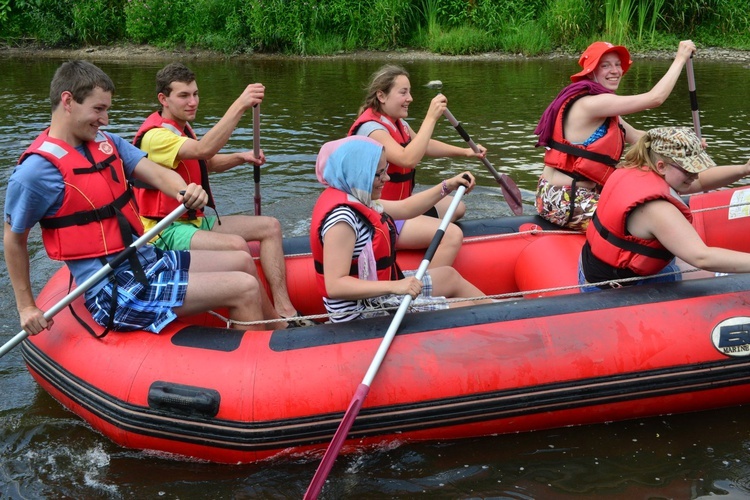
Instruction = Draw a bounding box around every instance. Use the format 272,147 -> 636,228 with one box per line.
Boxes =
304,383 -> 371,500
498,174 -> 524,215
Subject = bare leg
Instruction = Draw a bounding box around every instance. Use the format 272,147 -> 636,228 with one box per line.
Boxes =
426,266 -> 492,308
435,196 -> 466,222
202,215 -> 298,318
174,250 -> 286,330
189,220 -> 283,320
397,215 -> 463,268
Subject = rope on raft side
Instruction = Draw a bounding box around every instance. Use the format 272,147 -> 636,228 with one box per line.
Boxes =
209,268 -> 705,328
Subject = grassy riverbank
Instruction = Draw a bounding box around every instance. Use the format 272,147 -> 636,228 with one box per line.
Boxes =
1,0 -> 748,57
2,45 -> 749,67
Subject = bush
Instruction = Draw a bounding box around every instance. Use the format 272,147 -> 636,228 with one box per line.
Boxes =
499,20 -> 552,56
124,0 -> 174,45
72,0 -> 125,45
427,25 -> 498,55
542,0 -> 593,47
8,0 -> 76,46
0,0 -> 748,55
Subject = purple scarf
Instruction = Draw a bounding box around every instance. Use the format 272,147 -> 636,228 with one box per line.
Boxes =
534,81 -> 613,147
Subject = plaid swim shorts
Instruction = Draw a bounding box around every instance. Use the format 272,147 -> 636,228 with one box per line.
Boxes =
85,249 -> 191,333
365,269 -> 449,315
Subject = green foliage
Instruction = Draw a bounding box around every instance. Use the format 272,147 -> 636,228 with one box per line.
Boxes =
693,0 -> 750,50
0,0 -> 747,55
72,0 -> 125,44
603,0 -> 634,44
470,0 -> 541,35
658,0 -> 713,34
416,0 -> 441,36
542,0 -> 593,46
426,25 -> 498,55
498,20 -> 552,56
124,0 -> 174,45
304,34 -> 346,55
434,0 -> 471,28
17,0 -> 76,46
244,0 -> 303,53
702,0 -> 750,36
0,0 -> 11,24
181,0 -> 247,51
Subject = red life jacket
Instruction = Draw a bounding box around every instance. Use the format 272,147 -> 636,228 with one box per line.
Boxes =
585,168 -> 693,276
132,112 -> 215,219
349,108 -> 414,201
20,129 -> 143,261
543,91 -> 625,185
310,187 -> 402,298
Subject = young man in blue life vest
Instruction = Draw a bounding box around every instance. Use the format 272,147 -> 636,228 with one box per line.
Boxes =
132,62 -> 312,327
4,60 -> 286,335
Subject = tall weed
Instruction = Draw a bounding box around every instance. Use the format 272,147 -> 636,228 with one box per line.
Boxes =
246,0 -> 308,53
124,0 -> 174,45
542,0 -> 593,46
603,0 -> 634,44
427,25 -> 497,55
72,0 -> 125,45
499,20 -> 552,56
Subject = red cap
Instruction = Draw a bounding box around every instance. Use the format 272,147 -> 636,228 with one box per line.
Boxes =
570,41 -> 632,82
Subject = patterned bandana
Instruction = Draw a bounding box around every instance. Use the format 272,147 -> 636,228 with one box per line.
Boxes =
647,127 -> 716,173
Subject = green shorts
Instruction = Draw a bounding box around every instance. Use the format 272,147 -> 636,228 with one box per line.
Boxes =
152,216 -> 217,251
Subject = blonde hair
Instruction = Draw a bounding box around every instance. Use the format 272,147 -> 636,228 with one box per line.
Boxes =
620,133 -> 671,176
357,64 -> 409,116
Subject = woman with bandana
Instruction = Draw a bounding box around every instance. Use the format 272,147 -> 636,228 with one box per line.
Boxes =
310,136 -> 490,323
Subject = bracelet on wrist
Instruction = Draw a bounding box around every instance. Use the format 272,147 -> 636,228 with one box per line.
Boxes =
440,180 -> 450,198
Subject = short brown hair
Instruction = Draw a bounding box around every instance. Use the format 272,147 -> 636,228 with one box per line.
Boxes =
49,60 -> 115,111
155,62 -> 196,110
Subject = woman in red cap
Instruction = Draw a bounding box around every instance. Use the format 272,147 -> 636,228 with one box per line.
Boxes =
533,40 -> 696,231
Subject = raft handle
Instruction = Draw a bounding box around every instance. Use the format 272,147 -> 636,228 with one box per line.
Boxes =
148,381 -> 221,418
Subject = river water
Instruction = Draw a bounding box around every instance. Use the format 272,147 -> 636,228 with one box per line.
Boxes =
2,53 -> 750,498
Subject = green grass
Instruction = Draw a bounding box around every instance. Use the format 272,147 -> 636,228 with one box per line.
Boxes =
1,0 -> 748,56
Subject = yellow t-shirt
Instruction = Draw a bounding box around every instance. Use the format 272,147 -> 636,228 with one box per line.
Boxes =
138,127 -> 201,232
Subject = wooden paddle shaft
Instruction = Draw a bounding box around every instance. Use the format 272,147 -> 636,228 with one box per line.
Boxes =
686,57 -> 701,139
253,104 -> 261,215
442,107 -> 524,215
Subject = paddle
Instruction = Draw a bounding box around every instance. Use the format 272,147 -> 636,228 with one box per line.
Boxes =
686,55 -> 701,139
304,177 -> 471,500
0,202 -> 189,359
253,104 -> 262,215
426,82 -> 522,215
441,107 -> 524,216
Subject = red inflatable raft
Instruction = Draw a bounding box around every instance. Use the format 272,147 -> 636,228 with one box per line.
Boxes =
21,186 -> 750,464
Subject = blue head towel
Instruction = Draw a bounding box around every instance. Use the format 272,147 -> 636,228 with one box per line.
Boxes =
315,136 -> 384,210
